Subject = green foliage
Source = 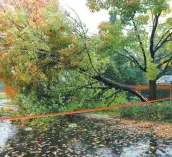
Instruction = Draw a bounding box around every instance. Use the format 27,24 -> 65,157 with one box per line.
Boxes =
12,93 -> 61,127
104,55 -> 147,85
146,61 -> 160,80
120,101 -> 172,120
158,102 -> 172,119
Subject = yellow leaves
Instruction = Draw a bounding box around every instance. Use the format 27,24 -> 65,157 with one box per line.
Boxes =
123,0 -> 140,7
58,50 -> 69,58
58,42 -> 78,59
6,30 -> 16,45
7,37 -> 13,45
99,32 -> 106,39
28,18 -> 36,28
105,34 -> 113,40
136,15 -> 149,24
31,65 -> 39,73
161,8 -> 171,16
160,55 -> 172,68
0,11 -> 7,29
0,52 -> 8,60
0,51 -> 8,63
39,73 -> 47,80
98,22 -> 112,31
68,44 -> 75,49
16,20 -> 23,25
165,17 -> 172,27
70,61 -> 80,68
87,2 -> 96,10
99,32 -> 113,41
25,61 -> 32,68
86,40 -> 92,46
0,50 -> 5,56
63,35 -> 72,41
19,74 -> 30,83
98,22 -> 114,42
60,56 -> 65,64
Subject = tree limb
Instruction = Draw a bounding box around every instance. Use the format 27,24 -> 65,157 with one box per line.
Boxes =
94,75 -> 148,102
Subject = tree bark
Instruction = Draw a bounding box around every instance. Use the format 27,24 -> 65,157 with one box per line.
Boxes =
94,75 -> 148,102
149,80 -> 157,100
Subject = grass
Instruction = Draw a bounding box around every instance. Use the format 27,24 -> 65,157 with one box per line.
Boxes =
0,93 -> 7,99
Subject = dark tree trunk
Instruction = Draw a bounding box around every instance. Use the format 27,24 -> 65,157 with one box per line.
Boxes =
149,80 -> 157,100
94,75 -> 148,102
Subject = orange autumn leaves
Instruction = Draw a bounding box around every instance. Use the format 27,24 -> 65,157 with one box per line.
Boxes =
0,0 -> 85,94
3,83 -> 18,97
98,22 -> 113,41
0,77 -> 18,98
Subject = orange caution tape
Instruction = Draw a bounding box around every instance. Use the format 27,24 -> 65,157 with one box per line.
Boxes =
0,97 -> 170,121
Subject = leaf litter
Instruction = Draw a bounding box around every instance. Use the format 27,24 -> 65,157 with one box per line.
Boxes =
0,116 -> 172,157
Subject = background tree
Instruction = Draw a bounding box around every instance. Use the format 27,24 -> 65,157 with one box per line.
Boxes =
87,0 -> 172,100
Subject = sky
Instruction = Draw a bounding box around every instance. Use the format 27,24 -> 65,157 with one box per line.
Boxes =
58,0 -> 109,34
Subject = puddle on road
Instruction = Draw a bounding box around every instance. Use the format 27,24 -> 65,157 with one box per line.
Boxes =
0,116 -> 172,157
0,121 -> 18,153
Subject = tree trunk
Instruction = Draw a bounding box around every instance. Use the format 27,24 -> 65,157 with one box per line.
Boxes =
149,80 -> 157,100
94,75 -> 148,102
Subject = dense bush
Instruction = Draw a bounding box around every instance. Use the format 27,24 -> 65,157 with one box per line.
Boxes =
158,103 -> 172,120
12,94 -> 61,127
120,101 -> 172,120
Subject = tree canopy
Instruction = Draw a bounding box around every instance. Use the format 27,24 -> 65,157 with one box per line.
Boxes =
0,0 -> 119,112
0,0 -> 171,116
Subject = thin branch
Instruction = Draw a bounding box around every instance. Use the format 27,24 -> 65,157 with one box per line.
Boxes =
132,20 -> 147,69
156,53 -> 172,63
157,56 -> 172,68
107,90 -> 121,107
64,8 -> 100,75
124,49 -> 146,72
115,51 -> 133,61
156,61 -> 170,79
154,32 -> 172,52
150,13 -> 161,58
86,86 -> 111,90
155,28 -> 172,49
71,81 -> 99,93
